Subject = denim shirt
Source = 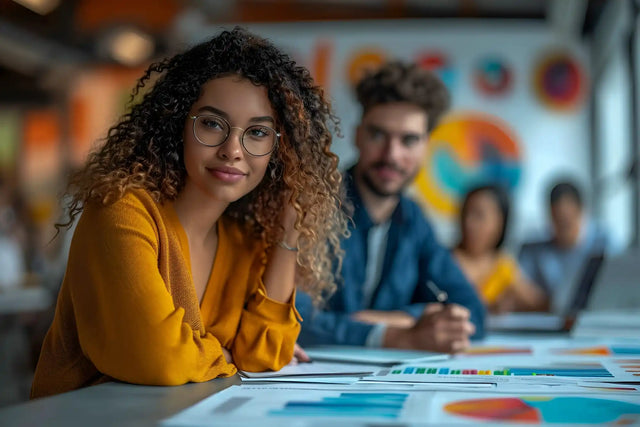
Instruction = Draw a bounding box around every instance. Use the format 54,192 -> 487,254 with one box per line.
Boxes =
518,222 -> 610,313
296,169 -> 486,346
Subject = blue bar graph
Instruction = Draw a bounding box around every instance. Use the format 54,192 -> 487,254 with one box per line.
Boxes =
269,392 -> 409,419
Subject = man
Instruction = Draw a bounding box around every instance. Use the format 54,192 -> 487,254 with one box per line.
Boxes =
519,181 -> 610,312
296,61 -> 485,354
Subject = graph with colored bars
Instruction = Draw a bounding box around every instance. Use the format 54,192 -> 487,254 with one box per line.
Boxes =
616,359 -> 640,377
268,392 -> 408,418
390,364 -> 613,378
552,346 -> 640,356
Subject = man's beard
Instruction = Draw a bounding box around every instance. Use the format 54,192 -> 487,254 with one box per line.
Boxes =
361,162 -> 418,198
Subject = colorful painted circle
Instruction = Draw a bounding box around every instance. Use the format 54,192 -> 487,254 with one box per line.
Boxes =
415,51 -> 457,90
474,56 -> 512,96
533,52 -> 585,111
346,48 -> 387,87
412,112 -> 521,218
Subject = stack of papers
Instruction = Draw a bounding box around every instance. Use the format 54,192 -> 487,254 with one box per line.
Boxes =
165,333 -> 640,426
303,345 -> 449,365
572,310 -> 640,339
239,347 -> 448,384
238,361 -> 376,384
163,384 -> 640,426
487,312 -> 567,332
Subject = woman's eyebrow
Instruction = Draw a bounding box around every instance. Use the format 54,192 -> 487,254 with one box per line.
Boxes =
249,116 -> 275,125
197,105 -> 228,117
197,105 -> 275,125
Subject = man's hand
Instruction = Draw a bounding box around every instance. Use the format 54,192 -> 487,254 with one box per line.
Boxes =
383,303 -> 475,354
351,310 -> 416,328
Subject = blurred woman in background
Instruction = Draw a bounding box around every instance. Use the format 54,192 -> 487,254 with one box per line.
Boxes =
453,185 -> 547,313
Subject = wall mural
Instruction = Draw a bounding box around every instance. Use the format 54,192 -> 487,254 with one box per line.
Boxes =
413,111 -> 522,218
415,50 -> 457,91
533,51 -> 586,112
474,56 -> 513,97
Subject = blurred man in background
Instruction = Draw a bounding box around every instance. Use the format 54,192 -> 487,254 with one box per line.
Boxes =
296,61 -> 485,354
519,181 -> 610,312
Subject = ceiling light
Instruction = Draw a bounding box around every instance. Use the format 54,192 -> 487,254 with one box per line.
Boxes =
106,28 -> 155,67
12,0 -> 60,15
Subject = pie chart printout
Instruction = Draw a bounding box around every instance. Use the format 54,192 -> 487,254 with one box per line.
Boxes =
444,396 -> 640,424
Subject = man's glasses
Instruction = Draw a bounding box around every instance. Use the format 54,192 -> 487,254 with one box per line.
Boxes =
189,114 -> 279,157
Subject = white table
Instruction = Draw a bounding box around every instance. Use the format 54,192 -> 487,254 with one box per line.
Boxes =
0,376 -> 241,426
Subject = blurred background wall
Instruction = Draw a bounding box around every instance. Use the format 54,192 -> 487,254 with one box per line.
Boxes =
0,0 -> 638,406
212,20 -> 592,244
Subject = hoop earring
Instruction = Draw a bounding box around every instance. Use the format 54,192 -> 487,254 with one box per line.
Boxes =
269,158 -> 280,180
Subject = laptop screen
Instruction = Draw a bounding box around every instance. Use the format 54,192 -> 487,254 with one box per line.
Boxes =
566,253 -> 605,315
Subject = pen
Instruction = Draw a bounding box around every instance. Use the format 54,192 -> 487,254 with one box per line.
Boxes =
425,280 -> 448,304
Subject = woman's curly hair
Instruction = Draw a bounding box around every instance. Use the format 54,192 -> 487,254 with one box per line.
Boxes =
62,27 -> 349,303
356,61 -> 450,131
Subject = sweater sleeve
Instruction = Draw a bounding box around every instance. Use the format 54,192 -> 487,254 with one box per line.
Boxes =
231,251 -> 301,372
68,198 -> 236,386
295,290 -> 376,347
410,216 -> 486,339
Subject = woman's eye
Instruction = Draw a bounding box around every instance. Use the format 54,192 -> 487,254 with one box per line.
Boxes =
201,118 -> 225,130
248,127 -> 271,138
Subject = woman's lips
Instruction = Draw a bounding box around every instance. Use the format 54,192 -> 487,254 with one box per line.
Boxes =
208,166 -> 247,183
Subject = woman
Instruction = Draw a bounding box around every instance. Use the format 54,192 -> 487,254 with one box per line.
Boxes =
31,28 -> 348,398
453,185 -> 546,313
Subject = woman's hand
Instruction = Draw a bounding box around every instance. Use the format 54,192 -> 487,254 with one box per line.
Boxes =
261,193 -> 300,303
221,347 -> 233,364
280,194 -> 300,248
290,343 -> 311,364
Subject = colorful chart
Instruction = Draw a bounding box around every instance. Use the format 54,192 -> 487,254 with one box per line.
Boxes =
464,346 -> 532,356
474,56 -> 513,96
615,359 -> 640,377
389,363 -> 612,378
533,51 -> 586,111
444,396 -> 640,424
269,392 -> 408,418
553,346 -> 640,357
412,112 -> 522,217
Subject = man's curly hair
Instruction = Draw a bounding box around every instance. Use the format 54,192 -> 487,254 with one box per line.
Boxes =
355,61 -> 450,131
62,27 -> 349,303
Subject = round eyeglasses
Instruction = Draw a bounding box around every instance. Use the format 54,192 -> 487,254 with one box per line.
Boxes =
189,114 -> 280,157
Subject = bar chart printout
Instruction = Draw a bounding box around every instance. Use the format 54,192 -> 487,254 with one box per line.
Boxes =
163,387 -> 640,426
268,392 -> 408,418
385,363 -> 613,378
162,387 -> 425,425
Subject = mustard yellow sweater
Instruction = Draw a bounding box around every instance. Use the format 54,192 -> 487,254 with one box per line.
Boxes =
478,254 -> 518,304
31,190 -> 301,398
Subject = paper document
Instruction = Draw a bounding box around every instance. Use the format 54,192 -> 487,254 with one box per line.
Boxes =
239,361 -> 376,380
304,345 -> 449,365
572,310 -> 640,339
487,312 -> 566,332
163,385 -> 640,426
363,358 -> 640,383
